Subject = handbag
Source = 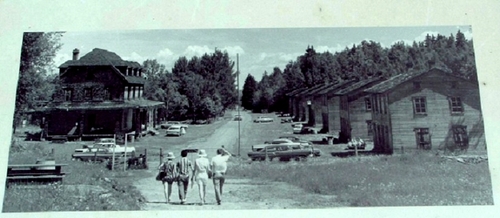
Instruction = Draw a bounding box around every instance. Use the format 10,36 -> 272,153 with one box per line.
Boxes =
156,171 -> 166,181
207,170 -> 213,179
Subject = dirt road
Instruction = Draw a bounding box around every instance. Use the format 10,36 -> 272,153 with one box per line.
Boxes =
133,110 -> 340,210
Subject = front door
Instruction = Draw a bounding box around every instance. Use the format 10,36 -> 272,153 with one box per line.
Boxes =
452,125 -> 468,150
414,128 -> 431,150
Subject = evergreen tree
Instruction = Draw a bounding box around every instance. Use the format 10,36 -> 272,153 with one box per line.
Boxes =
241,74 -> 257,110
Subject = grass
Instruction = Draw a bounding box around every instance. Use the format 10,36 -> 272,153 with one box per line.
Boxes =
3,119 -> 229,212
229,145 -> 493,207
229,112 -> 493,206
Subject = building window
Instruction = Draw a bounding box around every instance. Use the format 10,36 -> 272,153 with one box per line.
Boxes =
104,87 -> 111,100
452,125 -> 468,150
84,88 -> 92,101
366,120 -> 373,136
365,97 -> 372,111
449,97 -> 464,114
414,128 -> 431,150
64,88 -> 73,101
412,97 -> 427,115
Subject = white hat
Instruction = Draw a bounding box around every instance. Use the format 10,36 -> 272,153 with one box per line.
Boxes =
165,152 -> 175,159
198,149 -> 207,157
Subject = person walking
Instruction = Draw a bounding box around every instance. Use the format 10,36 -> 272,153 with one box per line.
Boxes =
158,152 -> 177,203
176,149 -> 193,204
191,149 -> 211,205
210,146 -> 231,205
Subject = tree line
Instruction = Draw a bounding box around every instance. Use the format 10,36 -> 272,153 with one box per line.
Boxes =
14,32 -> 238,129
142,50 -> 238,121
241,30 -> 477,113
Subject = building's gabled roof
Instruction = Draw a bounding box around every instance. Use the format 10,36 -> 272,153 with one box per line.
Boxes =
296,83 -> 332,97
285,87 -> 309,97
334,77 -> 385,96
59,48 -> 146,85
59,48 -> 143,69
364,68 -> 472,94
316,79 -> 357,95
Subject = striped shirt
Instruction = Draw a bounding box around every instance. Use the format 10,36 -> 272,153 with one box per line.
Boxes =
177,157 -> 193,175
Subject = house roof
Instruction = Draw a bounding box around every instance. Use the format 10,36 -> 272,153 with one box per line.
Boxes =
59,48 -> 143,69
37,99 -> 164,112
59,48 -> 146,85
316,79 -> 357,95
285,87 -> 310,97
334,77 -> 385,95
295,83 -> 331,97
364,68 -> 470,94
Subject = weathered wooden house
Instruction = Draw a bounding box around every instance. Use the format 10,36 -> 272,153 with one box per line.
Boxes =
364,68 -> 485,154
297,83 -> 333,127
286,87 -> 309,120
314,80 -> 357,137
334,77 -> 386,141
37,48 -> 164,141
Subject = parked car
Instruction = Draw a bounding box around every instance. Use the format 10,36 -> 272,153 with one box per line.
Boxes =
160,121 -> 189,129
253,116 -> 274,123
247,144 -> 315,161
75,141 -> 136,154
234,115 -> 242,121
166,125 -> 186,136
278,135 -> 312,146
83,138 -> 115,149
299,126 -> 318,134
278,113 -> 291,117
281,117 -> 293,123
292,123 -> 303,134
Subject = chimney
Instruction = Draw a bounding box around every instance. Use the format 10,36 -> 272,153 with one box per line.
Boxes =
72,48 -> 80,60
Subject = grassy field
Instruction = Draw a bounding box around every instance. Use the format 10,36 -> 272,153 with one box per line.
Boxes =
230,113 -> 494,206
2,117 -> 230,212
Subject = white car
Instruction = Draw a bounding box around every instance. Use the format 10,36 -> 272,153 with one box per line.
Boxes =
292,123 -> 303,134
75,142 -> 135,154
166,125 -> 186,136
254,116 -> 274,123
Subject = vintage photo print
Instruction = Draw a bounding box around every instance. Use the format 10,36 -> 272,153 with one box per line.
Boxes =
0,1 -> 499,218
3,26 -> 493,212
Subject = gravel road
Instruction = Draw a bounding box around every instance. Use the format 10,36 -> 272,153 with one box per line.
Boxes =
133,110 -> 340,210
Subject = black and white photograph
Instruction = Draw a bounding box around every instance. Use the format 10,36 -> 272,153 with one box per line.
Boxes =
0,1 -> 499,218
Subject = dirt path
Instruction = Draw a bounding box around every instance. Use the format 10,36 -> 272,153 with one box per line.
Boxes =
133,110 -> 341,210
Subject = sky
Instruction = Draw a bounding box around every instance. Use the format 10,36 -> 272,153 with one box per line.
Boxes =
52,26 -> 473,88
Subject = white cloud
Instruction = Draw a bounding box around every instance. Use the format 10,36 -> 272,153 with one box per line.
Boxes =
124,52 -> 147,64
278,52 -> 302,62
54,53 -> 71,67
315,44 -> 344,54
220,46 -> 245,57
157,48 -> 174,59
183,45 -> 212,57
414,31 -> 440,43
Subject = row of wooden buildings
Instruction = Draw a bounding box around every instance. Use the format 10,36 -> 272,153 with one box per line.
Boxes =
286,68 -> 486,154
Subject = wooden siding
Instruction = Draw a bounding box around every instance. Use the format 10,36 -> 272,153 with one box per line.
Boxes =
343,95 -> 373,141
56,66 -> 130,102
386,73 -> 484,151
327,96 -> 341,133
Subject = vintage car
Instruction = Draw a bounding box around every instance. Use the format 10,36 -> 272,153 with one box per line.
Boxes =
160,121 -> 189,129
75,142 -> 136,154
166,125 -> 186,136
234,115 -> 242,121
292,123 -> 303,134
278,135 -> 312,145
253,116 -> 274,123
247,144 -> 316,161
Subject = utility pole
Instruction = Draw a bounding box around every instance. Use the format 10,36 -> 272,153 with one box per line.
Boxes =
237,53 -> 241,157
